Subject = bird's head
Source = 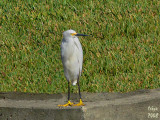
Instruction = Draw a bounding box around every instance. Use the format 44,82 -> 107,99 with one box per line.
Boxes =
63,29 -> 89,39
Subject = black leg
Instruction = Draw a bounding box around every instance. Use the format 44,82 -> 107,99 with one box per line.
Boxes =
58,81 -> 74,106
77,75 -> 82,99
72,75 -> 84,106
68,81 -> 70,101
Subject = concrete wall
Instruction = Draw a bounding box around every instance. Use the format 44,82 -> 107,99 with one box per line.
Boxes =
0,89 -> 160,120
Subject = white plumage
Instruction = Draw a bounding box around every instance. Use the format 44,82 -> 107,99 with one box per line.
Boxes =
61,30 -> 83,85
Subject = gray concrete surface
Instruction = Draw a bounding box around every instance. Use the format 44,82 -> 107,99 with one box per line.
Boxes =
0,89 -> 159,120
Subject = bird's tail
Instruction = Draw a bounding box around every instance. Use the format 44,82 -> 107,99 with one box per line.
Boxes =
72,80 -> 77,86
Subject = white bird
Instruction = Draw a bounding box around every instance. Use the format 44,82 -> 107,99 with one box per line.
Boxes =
58,29 -> 88,107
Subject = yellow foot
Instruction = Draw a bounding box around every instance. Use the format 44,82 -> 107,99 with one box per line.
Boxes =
58,100 -> 74,107
73,99 -> 85,106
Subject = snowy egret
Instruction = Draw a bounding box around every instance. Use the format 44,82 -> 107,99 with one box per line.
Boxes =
58,29 -> 89,107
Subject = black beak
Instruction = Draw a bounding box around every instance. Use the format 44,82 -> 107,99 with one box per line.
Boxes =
75,33 -> 89,36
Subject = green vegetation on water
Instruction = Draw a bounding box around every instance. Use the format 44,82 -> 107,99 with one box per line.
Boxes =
0,0 -> 159,94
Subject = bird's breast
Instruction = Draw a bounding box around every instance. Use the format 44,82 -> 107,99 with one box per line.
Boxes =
61,41 -> 74,60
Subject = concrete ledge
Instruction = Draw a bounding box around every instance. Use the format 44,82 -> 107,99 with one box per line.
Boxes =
0,89 -> 160,120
